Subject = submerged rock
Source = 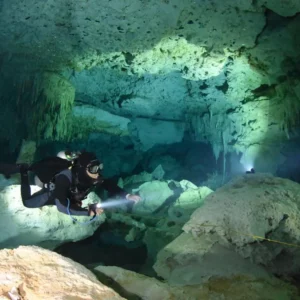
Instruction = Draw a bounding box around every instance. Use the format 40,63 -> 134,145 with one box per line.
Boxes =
0,179 -> 104,249
132,180 -> 173,214
153,231 -> 272,285
168,183 -> 213,223
95,265 -> 298,300
0,246 -> 124,299
155,173 -> 300,283
184,174 -> 300,275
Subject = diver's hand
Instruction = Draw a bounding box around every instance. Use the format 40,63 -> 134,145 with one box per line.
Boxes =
88,207 -> 104,217
126,194 -> 141,202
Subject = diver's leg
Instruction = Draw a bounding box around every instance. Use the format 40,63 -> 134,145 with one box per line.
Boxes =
34,175 -> 44,188
20,166 -> 31,200
22,189 -> 50,208
0,163 -> 21,178
20,165 -> 49,208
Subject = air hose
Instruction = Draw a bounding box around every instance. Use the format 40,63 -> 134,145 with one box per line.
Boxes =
67,199 -> 98,225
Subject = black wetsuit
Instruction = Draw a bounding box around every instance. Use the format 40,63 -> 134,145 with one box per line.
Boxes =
20,168 -> 128,216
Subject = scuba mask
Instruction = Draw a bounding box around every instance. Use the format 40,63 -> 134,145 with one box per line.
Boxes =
87,160 -> 103,174
74,151 -> 103,189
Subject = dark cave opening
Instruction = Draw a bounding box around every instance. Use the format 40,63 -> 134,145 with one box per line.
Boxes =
33,137 -> 220,187
276,133 -> 300,184
54,220 -> 148,273
133,139 -> 218,185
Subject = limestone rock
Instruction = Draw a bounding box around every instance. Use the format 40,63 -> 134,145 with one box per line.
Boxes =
108,212 -> 147,231
132,181 -> 173,214
0,246 -> 124,300
259,0 -> 300,16
72,105 -> 130,139
246,14 -> 300,80
130,37 -> 226,80
95,265 -> 298,300
0,0 -> 267,70
29,72 -> 75,141
142,228 -> 179,273
72,70 -> 187,121
68,1 -> 265,77
200,171 -> 225,191
177,179 -> 198,191
153,232 -> 270,285
110,179 -> 210,267
1,1 -> 300,179
128,118 -> 185,151
122,172 -> 154,188
0,181 -> 104,249
151,164 -> 165,180
183,173 -> 300,276
69,45 -> 299,176
168,185 -> 213,223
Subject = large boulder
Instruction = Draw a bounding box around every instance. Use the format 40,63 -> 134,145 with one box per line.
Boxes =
152,174 -> 300,288
0,246 -> 124,299
153,232 -> 270,286
110,178 -> 213,270
132,180 -> 174,214
95,265 -> 298,300
0,177 -> 104,249
131,179 -> 210,215
183,174 -> 300,276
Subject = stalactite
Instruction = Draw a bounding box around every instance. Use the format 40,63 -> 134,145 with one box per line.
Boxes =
222,131 -> 226,184
16,72 -> 75,142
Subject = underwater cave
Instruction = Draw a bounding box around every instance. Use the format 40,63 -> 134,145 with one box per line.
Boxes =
0,1 -> 300,299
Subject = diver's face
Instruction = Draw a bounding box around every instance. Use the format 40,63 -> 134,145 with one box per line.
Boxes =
86,163 -> 103,179
86,169 -> 99,179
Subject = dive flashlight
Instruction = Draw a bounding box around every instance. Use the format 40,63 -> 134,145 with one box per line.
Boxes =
89,199 -> 132,211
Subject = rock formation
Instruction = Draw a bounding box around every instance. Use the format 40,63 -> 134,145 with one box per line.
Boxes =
95,265 -> 298,300
0,176 -> 104,250
0,246 -> 125,299
1,1 -> 300,298
1,1 -> 300,175
154,174 -> 300,284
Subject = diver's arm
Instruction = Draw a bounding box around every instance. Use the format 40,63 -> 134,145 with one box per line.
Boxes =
101,178 -> 141,202
101,178 -> 128,198
55,199 -> 89,216
51,174 -> 89,216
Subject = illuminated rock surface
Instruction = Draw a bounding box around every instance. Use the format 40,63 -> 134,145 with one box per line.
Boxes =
0,246 -> 124,300
0,176 -> 104,249
1,1 -> 300,174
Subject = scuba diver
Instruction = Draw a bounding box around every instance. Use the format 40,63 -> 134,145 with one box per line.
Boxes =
1,151 -> 141,217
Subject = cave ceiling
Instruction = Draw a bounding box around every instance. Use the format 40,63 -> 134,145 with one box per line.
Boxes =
0,0 -> 300,171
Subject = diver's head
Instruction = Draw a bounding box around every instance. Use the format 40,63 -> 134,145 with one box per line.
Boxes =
77,151 -> 103,180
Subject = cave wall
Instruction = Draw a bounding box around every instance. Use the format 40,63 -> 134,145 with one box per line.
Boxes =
0,0 -> 300,174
